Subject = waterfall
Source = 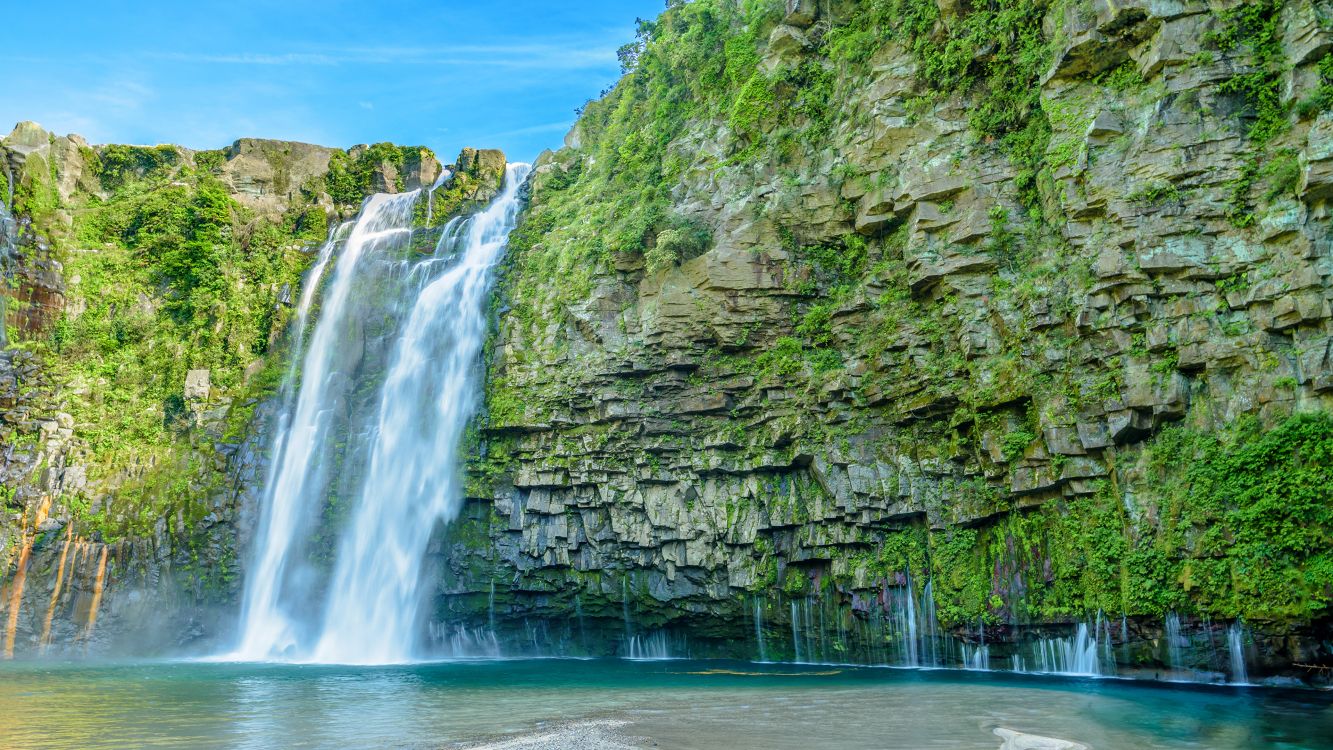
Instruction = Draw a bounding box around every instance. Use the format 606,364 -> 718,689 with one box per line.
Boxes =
790,601 -> 803,662
312,163 -> 530,663
754,596 -> 768,662
1164,612 -> 1186,675
921,579 -> 940,667
887,573 -> 937,668
428,622 -> 501,658
1062,623 -> 1101,675
227,163 -> 531,663
1228,622 -> 1250,685
626,631 -> 674,660
231,196 -> 419,660
963,644 -> 990,670
1025,623 -> 1102,676
903,580 -> 918,666
963,619 -> 989,670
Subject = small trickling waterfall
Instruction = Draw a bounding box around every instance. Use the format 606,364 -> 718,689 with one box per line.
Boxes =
428,622 -> 502,658
963,644 -> 990,671
1228,622 -> 1250,685
790,601 -> 803,662
1164,612 -> 1188,676
753,596 -> 768,662
962,620 -> 989,670
889,576 -> 939,667
626,631 -> 675,660
227,163 -> 530,663
1022,623 -> 1102,676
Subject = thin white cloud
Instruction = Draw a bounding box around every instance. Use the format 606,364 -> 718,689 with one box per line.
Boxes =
485,121 -> 574,139
87,79 -> 155,111
135,41 -> 616,70
153,52 -> 340,66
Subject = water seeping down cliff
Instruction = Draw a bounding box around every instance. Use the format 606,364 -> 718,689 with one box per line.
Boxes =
2,0 -> 1333,686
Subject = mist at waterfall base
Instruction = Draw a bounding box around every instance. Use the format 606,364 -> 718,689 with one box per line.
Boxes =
3,659 -> 1331,750
225,164 -> 530,664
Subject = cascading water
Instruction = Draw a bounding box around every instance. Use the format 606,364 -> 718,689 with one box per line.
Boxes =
626,631 -> 675,660
230,196 -> 418,660
962,620 -> 989,670
227,163 -> 531,663
1228,622 -> 1250,685
963,644 -> 990,671
790,601 -> 803,662
1164,612 -> 1187,676
1028,623 -> 1102,676
753,596 -> 768,662
312,164 -> 530,663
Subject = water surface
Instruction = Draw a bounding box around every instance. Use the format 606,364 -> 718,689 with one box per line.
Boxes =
1,659 -> 1329,749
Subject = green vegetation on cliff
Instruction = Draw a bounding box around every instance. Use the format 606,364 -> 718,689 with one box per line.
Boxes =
4,141 -> 331,540
62,175 -> 307,433
326,143 -> 432,207
51,166 -> 314,536
898,412 -> 1333,627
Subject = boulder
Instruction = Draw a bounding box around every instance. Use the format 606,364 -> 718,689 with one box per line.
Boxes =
784,0 -> 817,27
184,369 -> 211,402
763,25 -> 811,70
994,727 -> 1089,750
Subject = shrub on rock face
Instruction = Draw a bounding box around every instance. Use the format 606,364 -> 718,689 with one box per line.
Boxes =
643,235 -> 680,274
645,220 -> 712,274
644,229 -> 686,273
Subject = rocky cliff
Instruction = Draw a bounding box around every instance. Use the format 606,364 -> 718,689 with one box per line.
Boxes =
0,124 -> 489,655
441,0 -> 1333,682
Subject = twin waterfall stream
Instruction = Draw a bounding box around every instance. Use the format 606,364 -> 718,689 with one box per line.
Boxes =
228,164 -> 531,663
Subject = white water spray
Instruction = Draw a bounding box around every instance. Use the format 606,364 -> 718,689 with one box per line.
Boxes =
227,164 -> 530,663
313,164 -> 529,663
1228,622 -> 1250,685
231,196 -> 418,660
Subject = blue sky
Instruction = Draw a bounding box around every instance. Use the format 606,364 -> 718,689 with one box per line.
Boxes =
2,0 -> 665,162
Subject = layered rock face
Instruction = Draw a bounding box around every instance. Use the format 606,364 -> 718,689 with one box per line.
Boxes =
441,0 -> 1333,681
